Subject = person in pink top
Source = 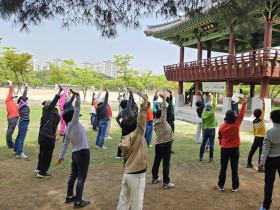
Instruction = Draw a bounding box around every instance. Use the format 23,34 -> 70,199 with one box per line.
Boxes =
59,86 -> 68,136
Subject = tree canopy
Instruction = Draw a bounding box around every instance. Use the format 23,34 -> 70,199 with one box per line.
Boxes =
0,0 -> 209,38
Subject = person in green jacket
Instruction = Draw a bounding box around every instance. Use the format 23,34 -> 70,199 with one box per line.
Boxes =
199,93 -> 218,163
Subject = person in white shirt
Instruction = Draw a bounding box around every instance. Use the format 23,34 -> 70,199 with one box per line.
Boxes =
231,83 -> 244,115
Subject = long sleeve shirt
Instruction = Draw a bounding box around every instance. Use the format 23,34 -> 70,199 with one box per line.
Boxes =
260,123 -> 280,164
59,88 -> 68,111
154,104 -> 174,144
253,102 -> 266,137
196,95 -> 205,118
18,86 -> 30,121
5,85 -> 19,118
59,95 -> 89,159
218,102 -> 247,148
119,103 -> 148,174
202,96 -> 218,130
116,91 -> 137,126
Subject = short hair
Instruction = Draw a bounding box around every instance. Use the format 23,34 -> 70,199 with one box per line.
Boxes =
63,110 -> 74,125
253,108 -> 262,119
120,100 -> 128,109
239,89 -> 243,94
17,96 -> 28,104
155,109 -> 162,119
120,116 -> 137,133
195,100 -> 202,107
153,95 -> 158,101
270,110 -> 280,123
147,102 -> 151,107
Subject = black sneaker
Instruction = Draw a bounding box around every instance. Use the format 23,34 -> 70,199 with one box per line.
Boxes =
74,200 -> 91,209
37,171 -> 52,178
232,187 -> 239,192
217,185 -> 224,191
258,168 -> 265,173
247,163 -> 254,168
65,195 -> 76,203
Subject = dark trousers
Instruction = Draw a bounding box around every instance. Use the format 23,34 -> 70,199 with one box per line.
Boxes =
6,116 -> 19,147
247,136 -> 264,165
67,149 -> 90,203
218,147 -> 240,189
37,137 -> 55,173
231,101 -> 239,115
152,141 -> 172,184
116,127 -> 131,157
263,156 -> 280,209
199,128 -> 215,159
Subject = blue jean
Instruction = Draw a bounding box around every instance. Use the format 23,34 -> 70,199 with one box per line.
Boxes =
95,119 -> 108,147
199,128 -> 216,159
144,121 -> 153,146
14,120 -> 30,155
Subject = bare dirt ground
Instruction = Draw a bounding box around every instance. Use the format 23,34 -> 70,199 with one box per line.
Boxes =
0,88 -> 280,210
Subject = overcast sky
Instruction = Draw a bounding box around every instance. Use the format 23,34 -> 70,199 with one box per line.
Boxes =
0,17 -> 222,75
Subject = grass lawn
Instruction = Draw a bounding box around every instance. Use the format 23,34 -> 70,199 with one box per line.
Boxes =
0,103 -> 279,210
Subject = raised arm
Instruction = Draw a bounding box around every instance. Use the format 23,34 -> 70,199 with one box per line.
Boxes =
6,80 -> 13,101
22,83 -> 28,98
211,94 -> 217,111
260,98 -> 265,120
96,90 -> 102,100
64,94 -> 75,108
123,86 -> 129,100
135,92 -> 149,136
198,90 -> 205,106
235,98 -> 247,126
70,89 -> 80,125
103,90 -> 109,106
46,85 -> 63,111
159,92 -> 167,122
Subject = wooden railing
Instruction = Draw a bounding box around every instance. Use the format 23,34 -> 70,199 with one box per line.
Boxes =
164,48 -> 280,82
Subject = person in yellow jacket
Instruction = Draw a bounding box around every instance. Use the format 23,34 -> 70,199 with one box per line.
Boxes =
117,92 -> 149,210
247,98 -> 266,172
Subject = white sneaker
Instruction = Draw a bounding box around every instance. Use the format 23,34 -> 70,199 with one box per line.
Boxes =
16,153 -> 31,161
105,136 -> 112,140
101,146 -> 107,150
149,145 -> 153,148
163,182 -> 175,189
115,156 -> 123,160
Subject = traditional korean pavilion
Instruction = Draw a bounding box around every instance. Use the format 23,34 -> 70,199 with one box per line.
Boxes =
145,2 -> 280,116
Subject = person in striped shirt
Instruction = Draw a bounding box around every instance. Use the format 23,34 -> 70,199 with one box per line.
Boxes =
247,98 -> 266,172
14,83 -> 31,161
14,83 -> 31,160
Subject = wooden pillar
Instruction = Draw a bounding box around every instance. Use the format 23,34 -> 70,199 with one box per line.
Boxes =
180,45 -> 184,64
178,82 -> 183,95
250,84 -> 255,98
264,17 -> 273,48
226,80 -> 233,97
207,48 -> 211,59
178,45 -> 184,94
197,40 -> 202,60
228,31 -> 236,58
195,81 -> 202,95
260,77 -> 269,98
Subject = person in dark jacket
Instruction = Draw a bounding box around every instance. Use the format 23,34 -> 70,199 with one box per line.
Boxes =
36,84 -> 63,178
94,90 -> 109,149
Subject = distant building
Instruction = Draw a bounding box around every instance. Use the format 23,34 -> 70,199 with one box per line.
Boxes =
52,58 -> 64,67
31,58 -> 44,72
93,60 -> 119,78
81,61 -> 94,70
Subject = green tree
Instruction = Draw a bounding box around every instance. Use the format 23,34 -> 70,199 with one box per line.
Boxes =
67,62 -> 102,103
0,47 -> 33,93
114,54 -> 139,87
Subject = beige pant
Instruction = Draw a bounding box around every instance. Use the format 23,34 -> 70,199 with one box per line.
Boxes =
117,172 -> 146,210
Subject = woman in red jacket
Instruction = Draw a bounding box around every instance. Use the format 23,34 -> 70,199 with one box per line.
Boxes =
217,96 -> 247,192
